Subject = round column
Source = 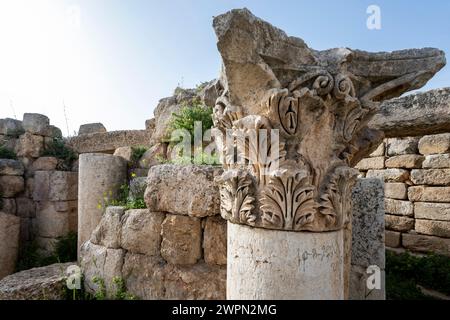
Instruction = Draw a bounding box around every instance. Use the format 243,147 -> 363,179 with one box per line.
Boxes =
77,153 -> 127,258
227,222 -> 344,300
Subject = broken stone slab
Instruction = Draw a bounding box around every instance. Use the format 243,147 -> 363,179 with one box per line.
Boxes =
78,123 -> 107,135
0,159 -> 24,176
0,212 -> 20,280
0,262 -> 74,300
113,146 -> 133,162
145,164 -> 222,217
68,130 -> 151,154
22,113 -> 50,136
0,118 -> 23,136
370,88 -> 450,138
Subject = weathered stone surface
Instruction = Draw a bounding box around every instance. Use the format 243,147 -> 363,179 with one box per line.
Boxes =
113,146 -> 133,162
79,241 -> 124,297
0,159 -> 24,176
128,177 -> 147,201
370,143 -> 385,157
385,183 -> 407,200
14,132 -> 44,158
160,214 -> 202,265
42,125 -> 62,138
68,130 -> 151,154
198,79 -> 221,108
78,123 -> 107,135
0,175 -> 24,197
385,214 -> 414,232
408,186 -> 450,202
351,179 -> 385,268
120,209 -> 164,256
90,206 -> 125,249
203,216 -> 227,265
0,212 -> 20,279
415,202 -> 450,221
355,157 -> 384,170
1,198 -> 16,215
370,88 -> 450,138
31,157 -> 58,171
418,133 -> 450,155
33,171 -> 78,201
145,118 -> 155,131
385,198 -> 413,216
15,197 -> 36,218
385,230 -> 401,248
139,143 -> 167,168
77,154 -> 127,253
386,137 -> 419,156
145,164 -> 222,217
349,264 -> 385,300
0,118 -> 23,136
402,233 -> 450,256
385,155 -> 424,169
410,169 -> 450,185
422,154 -> 450,168
415,219 -> 450,238
35,201 -> 77,238
22,113 -> 50,135
0,262 -> 74,300
366,169 -> 409,182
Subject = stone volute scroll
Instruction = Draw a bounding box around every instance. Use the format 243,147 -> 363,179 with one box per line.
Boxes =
212,8 -> 446,233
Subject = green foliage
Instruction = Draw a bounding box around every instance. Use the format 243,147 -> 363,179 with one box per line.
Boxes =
386,250 -> 450,299
113,277 -> 137,300
195,81 -> 209,93
167,100 -> 213,144
5,128 -> 25,138
0,144 -> 17,159
98,183 -> 146,212
169,151 -> 220,166
16,232 -> 78,271
92,276 -> 107,300
41,138 -> 77,171
130,146 -> 147,168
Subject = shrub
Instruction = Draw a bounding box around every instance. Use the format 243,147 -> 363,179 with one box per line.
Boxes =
130,146 -> 147,168
41,138 -> 77,171
0,145 -> 17,159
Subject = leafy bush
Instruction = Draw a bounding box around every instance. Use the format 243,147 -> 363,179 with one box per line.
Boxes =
0,145 -> 17,159
41,138 -> 77,171
129,146 -> 147,168
98,183 -> 146,212
386,250 -> 450,299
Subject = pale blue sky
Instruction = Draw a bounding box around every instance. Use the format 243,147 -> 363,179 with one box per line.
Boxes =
0,0 -> 449,134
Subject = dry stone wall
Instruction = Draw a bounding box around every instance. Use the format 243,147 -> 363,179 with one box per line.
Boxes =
356,133 -> 450,256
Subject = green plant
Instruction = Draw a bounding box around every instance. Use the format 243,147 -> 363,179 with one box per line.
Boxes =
98,183 -> 146,212
5,128 -> 25,138
41,138 -> 77,171
92,276 -> 107,300
195,81 -> 209,93
113,276 -> 137,300
169,151 -> 220,165
0,144 -> 17,159
130,146 -> 147,168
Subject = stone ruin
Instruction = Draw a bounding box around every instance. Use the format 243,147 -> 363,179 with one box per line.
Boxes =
0,8 -> 449,300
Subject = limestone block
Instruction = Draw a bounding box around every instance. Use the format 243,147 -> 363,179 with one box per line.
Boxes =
410,169 -> 450,185
385,230 -> 401,248
355,157 -> 384,170
0,159 -> 24,176
120,209 -> 164,256
369,143 -> 385,157
366,169 -> 409,182
402,233 -> 450,256
78,123 -> 107,135
151,95 -> 187,144
385,215 -> 414,232
78,153 -> 127,253
227,222 -> 344,299
349,265 -> 385,300
15,197 -> 36,218
385,155 -> 424,169
0,175 -> 24,197
0,118 -> 23,135
22,113 -> 50,135
33,171 -> 78,201
351,178 -> 385,268
160,214 -> 202,265
385,183 -> 407,200
203,216 -> 227,265
79,241 -> 124,297
408,186 -> 450,202
138,143 -> 167,169
42,125 -> 62,138
35,201 -> 76,238
415,202 -> 450,221
145,164 -> 222,217
31,157 -> 58,171
90,206 -> 125,249
386,137 -> 419,156
384,199 -> 413,216
415,219 -> 450,238
14,132 -> 44,158
422,154 -> 450,168
113,146 -> 133,162
418,133 -> 450,155
0,212 -> 20,279
0,262 -> 74,300
145,118 -> 155,131
1,198 -> 16,215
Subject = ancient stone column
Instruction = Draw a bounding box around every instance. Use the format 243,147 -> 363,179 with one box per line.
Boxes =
77,153 -> 127,258
212,9 -> 445,299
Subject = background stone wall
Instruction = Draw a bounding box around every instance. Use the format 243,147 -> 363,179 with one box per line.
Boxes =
356,133 -> 450,256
